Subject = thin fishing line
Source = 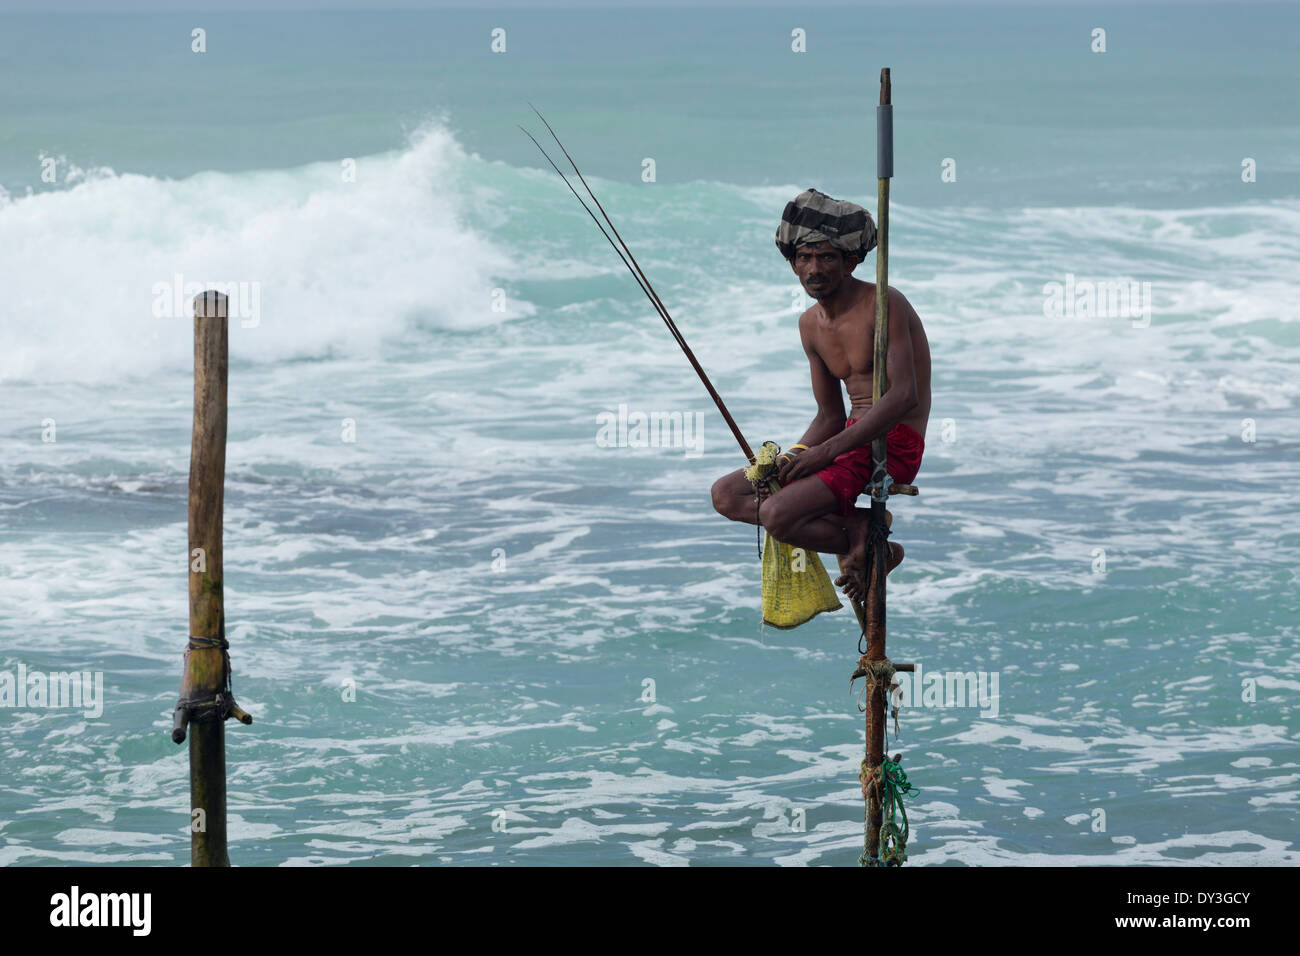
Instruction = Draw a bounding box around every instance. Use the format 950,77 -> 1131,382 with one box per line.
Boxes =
517,125 -> 691,355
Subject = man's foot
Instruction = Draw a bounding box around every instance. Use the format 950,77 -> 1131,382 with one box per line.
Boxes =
834,509 -> 903,604
834,511 -> 871,604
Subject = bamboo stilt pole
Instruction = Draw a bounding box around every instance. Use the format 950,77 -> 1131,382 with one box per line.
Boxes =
171,289 -> 249,867
862,68 -> 893,865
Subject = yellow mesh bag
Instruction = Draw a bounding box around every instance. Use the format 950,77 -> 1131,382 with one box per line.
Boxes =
760,531 -> 843,629
744,441 -> 843,629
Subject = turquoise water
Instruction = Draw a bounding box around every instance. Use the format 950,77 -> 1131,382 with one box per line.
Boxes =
1,5 -> 1297,866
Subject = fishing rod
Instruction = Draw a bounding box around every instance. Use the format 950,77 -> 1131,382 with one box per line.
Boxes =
520,106 -> 757,464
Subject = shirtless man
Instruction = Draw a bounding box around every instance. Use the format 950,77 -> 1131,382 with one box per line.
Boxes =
711,189 -> 932,605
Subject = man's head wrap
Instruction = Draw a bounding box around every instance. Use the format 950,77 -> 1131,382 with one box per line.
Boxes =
775,188 -> 877,263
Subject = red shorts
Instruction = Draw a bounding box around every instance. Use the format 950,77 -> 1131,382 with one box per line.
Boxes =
815,419 -> 924,516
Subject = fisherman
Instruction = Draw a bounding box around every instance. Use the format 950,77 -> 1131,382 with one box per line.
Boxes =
711,188 -> 932,604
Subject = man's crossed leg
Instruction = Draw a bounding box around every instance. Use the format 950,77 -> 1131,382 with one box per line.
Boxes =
711,468 -> 902,604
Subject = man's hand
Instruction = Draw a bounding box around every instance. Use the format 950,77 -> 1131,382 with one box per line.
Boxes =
778,443 -> 837,484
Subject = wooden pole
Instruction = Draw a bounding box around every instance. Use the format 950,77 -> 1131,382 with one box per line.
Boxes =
862,68 -> 893,865
171,289 -> 250,867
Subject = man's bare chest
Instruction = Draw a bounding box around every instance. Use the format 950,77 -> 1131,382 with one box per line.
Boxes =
813,315 -> 877,382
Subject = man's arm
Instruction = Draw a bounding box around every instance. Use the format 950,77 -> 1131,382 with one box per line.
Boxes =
796,313 -> 847,448
770,315 -> 846,486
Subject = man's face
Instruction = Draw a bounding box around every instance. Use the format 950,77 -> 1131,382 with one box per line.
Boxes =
789,241 -> 858,299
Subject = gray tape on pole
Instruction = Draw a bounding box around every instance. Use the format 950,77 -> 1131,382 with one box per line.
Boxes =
877,104 -> 894,179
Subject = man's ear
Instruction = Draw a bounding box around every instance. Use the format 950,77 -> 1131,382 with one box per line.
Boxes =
844,252 -> 864,275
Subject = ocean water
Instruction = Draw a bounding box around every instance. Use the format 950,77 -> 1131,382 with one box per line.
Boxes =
1,4 -> 1297,866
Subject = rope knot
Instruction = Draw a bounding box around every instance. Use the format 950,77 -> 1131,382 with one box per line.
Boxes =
850,656 -> 897,714
858,753 -> 918,867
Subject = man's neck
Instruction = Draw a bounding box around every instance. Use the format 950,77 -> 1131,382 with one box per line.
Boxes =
817,276 -> 867,321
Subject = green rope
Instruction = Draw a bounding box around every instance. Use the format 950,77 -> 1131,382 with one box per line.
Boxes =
858,754 -> 917,867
